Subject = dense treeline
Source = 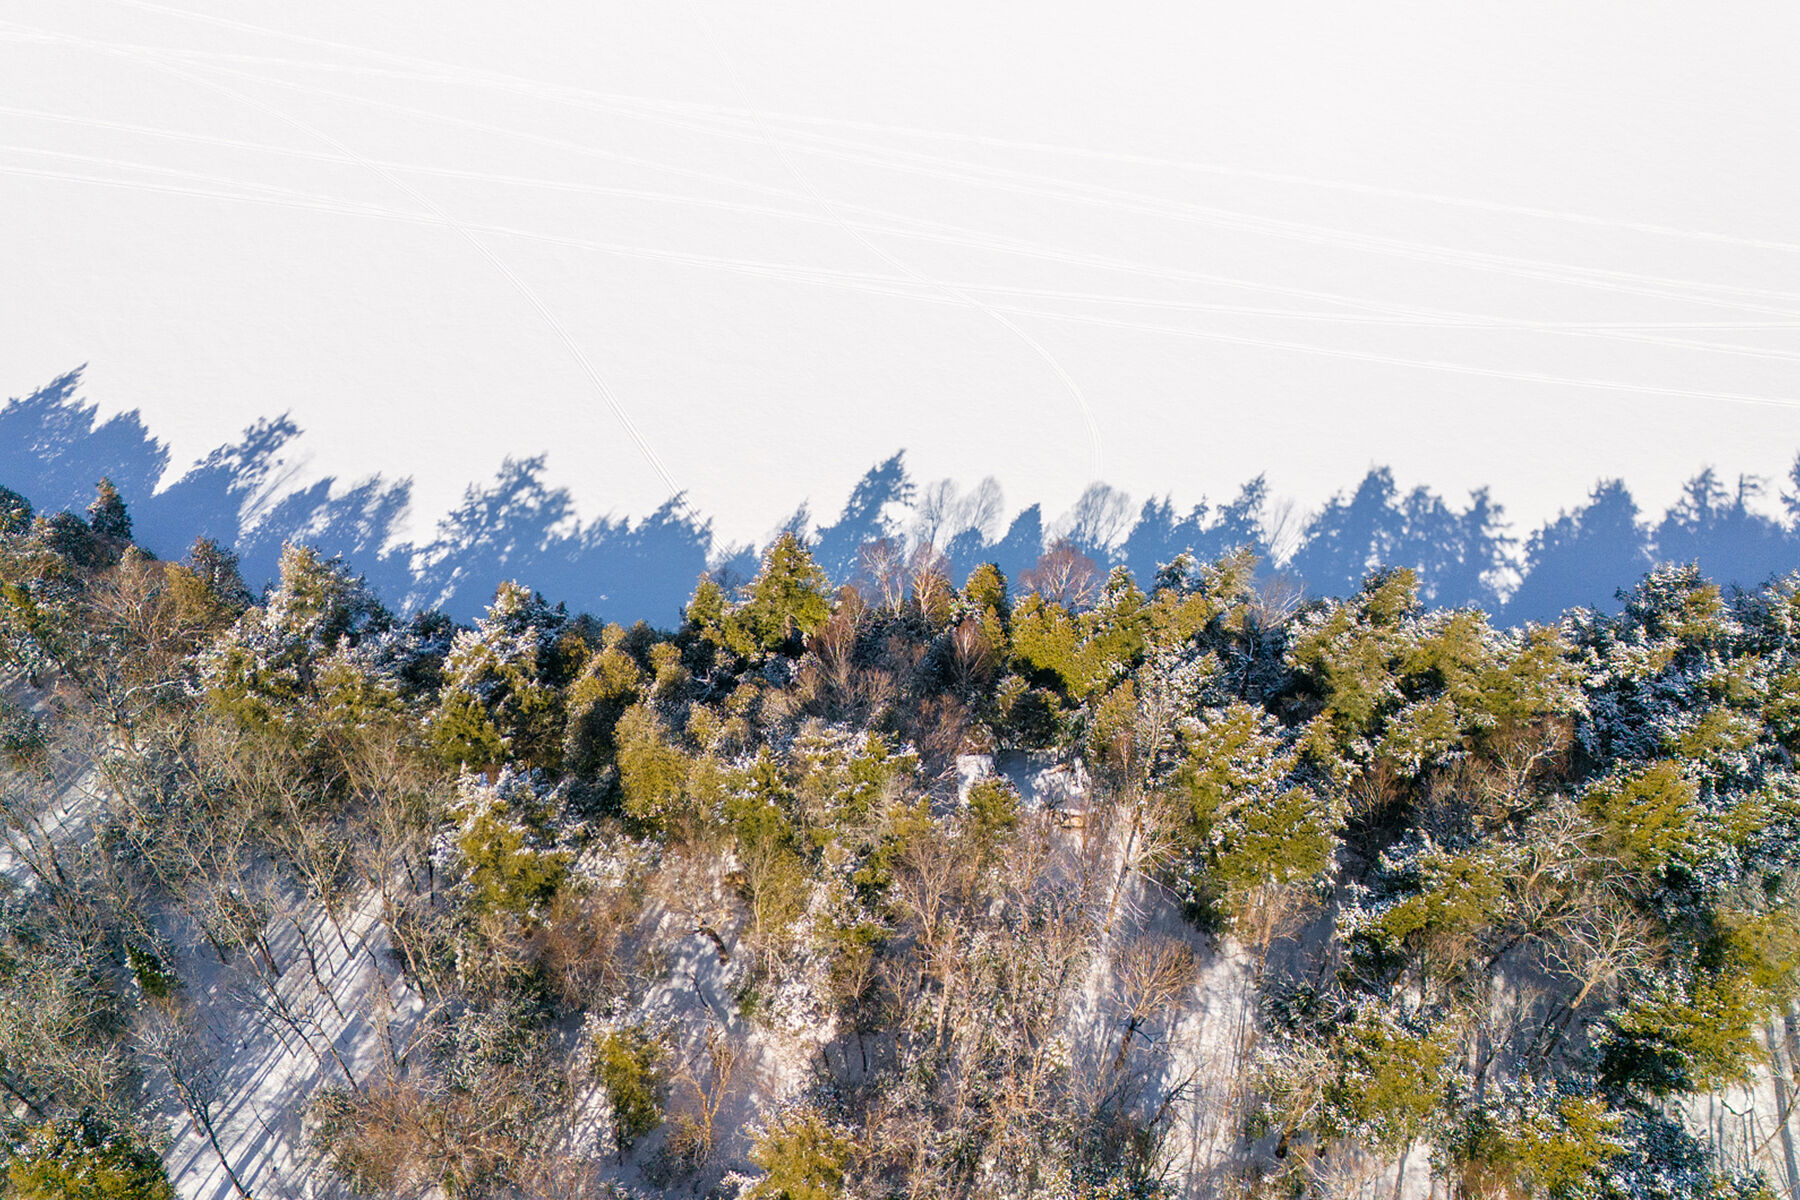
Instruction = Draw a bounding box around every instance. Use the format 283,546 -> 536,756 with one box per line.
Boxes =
1,475 -> 1798,1199
9,371 -> 1800,627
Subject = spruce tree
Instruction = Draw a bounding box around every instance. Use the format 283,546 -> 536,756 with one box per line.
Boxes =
0,485 -> 32,538
741,532 -> 832,654
86,477 -> 131,542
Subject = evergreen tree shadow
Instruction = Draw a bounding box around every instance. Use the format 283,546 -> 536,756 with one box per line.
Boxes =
1117,477 -> 1275,587
0,369 -> 170,525
1503,469 -> 1799,623
4,369 -> 1799,628
0,370 -> 711,625
406,456 -> 712,625
0,368 -> 417,595
1503,479 -> 1657,624
1651,469 -> 1793,597
975,503 -> 1045,583
809,451 -> 913,584
1285,468 -> 1514,611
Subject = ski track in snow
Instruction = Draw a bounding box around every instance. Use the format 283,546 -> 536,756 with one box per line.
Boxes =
5,3 -> 1800,548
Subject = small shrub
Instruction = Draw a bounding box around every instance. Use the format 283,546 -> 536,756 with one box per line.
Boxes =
745,1109 -> 857,1200
124,946 -> 179,1002
308,1085 -> 421,1196
964,777 -> 1020,843
0,699 -> 48,771
643,1115 -> 710,1187
7,1114 -> 174,1200
594,1025 -> 666,1155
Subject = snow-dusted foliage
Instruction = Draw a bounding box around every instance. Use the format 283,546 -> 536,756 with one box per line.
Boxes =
442,766 -> 574,918
427,579 -> 587,773
199,543 -> 394,725
9,488 -> 1800,1200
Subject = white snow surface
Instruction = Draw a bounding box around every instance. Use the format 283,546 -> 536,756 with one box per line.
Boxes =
156,890 -> 430,1200
8,2 -> 1800,549
956,750 -> 1091,815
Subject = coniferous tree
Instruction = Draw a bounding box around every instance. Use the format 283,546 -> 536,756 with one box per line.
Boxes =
86,477 -> 131,542
0,484 -> 32,539
739,531 -> 832,655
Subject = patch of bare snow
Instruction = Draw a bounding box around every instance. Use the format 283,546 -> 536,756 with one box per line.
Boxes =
156,887 -> 429,1200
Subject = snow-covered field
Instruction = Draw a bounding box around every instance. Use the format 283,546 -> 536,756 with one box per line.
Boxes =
7,2 -> 1800,557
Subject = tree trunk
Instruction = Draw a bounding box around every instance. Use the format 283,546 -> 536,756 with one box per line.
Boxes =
1772,1018 -> 1800,1200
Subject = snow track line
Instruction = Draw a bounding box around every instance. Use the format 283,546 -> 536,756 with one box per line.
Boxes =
75,33 -> 1800,315
990,303 -> 1800,413
0,157 -> 998,298
22,33 -> 1800,350
646,113 -> 1800,308
118,34 -> 1800,319
102,0 -> 1800,257
682,0 -> 1105,481
5,20 -> 690,511
37,99 -> 1800,353
24,141 -> 1800,376
0,106 -> 925,231
25,95 -> 1800,374
12,12 -> 1799,415
28,33 -> 1800,334
16,111 -> 1800,345
12,149 -> 1800,382
636,109 -> 1800,258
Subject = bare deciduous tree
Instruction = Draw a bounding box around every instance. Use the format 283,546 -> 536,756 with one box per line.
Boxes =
668,1023 -> 740,1172
140,1007 -> 254,1199
1020,539 -> 1101,608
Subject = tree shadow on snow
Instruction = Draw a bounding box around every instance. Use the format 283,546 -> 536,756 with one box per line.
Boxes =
4,368 -> 1799,629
